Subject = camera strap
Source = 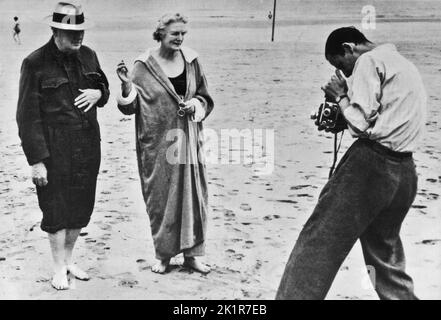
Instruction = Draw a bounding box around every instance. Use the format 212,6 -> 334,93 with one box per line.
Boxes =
328,131 -> 344,179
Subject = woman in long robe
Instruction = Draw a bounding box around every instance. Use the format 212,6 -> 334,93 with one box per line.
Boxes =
116,13 -> 214,274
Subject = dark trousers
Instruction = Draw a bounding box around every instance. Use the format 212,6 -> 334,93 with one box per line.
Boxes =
276,139 -> 418,300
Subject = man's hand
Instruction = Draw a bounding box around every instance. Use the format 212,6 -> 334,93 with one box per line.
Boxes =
321,69 -> 348,100
116,60 -> 133,97
32,162 -> 48,187
74,89 -> 102,112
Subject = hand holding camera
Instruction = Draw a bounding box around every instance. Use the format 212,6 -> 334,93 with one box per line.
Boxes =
321,69 -> 348,100
311,69 -> 349,134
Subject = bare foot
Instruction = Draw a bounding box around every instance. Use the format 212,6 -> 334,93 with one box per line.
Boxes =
51,266 -> 69,290
151,259 -> 170,274
67,264 -> 90,281
183,257 -> 211,274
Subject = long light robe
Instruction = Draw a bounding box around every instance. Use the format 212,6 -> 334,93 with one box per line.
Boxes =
117,47 -> 214,259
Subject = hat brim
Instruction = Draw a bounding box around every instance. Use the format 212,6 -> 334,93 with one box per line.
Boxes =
43,15 -> 94,30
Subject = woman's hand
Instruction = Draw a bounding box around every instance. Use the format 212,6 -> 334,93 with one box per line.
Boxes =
116,60 -> 133,97
181,100 -> 196,114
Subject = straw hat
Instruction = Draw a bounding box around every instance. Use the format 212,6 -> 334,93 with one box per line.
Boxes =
44,2 -> 94,30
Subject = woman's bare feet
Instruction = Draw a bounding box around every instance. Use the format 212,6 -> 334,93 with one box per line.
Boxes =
51,266 -> 69,290
183,257 -> 211,274
67,264 -> 90,281
151,259 -> 170,274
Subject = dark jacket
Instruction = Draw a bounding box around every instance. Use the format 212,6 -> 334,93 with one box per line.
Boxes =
16,37 -> 109,165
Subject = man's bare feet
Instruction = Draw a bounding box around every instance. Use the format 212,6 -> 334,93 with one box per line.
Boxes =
51,266 -> 69,290
183,257 -> 211,274
67,264 -> 90,281
151,259 -> 170,274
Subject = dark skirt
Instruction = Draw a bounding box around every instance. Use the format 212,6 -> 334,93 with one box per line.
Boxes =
37,124 -> 101,233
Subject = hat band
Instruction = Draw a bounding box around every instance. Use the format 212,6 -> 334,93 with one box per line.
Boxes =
52,12 -> 85,25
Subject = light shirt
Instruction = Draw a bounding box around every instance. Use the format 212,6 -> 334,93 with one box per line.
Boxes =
343,44 -> 427,153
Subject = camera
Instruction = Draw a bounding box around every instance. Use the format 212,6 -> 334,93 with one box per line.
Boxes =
311,94 -> 347,133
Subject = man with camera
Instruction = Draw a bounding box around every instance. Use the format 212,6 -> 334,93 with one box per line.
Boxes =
276,27 -> 426,300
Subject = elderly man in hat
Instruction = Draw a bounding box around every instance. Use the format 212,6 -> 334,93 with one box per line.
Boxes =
16,2 -> 109,290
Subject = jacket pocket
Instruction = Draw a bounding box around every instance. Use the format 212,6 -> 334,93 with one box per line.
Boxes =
84,71 -> 102,79
41,77 -> 69,89
41,77 -> 70,113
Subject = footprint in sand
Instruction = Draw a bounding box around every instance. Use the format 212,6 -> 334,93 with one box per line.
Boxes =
223,209 -> 235,218
275,199 -> 298,204
99,232 -> 112,241
243,241 -> 254,250
254,260 -> 263,271
36,277 -> 50,283
263,215 -> 281,221
213,194 -> 226,198
136,259 -> 150,271
416,239 -> 441,245
234,253 -> 245,260
427,193 -> 439,200
411,205 -> 427,209
290,185 -> 311,190
118,279 -> 139,288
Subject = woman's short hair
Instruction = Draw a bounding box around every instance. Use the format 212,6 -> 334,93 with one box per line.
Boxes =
153,13 -> 188,42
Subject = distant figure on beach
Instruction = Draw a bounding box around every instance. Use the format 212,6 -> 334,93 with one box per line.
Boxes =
13,16 -> 21,44
116,13 -> 214,275
276,27 -> 426,300
16,2 -> 109,290
268,11 -> 273,20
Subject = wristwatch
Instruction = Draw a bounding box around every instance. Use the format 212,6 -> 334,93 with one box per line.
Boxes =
336,94 -> 348,104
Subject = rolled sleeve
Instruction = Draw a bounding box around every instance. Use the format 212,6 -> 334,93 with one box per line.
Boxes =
117,86 -> 137,106
345,55 -> 383,132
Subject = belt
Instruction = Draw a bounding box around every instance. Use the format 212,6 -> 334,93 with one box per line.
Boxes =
46,121 -> 92,130
362,139 -> 413,160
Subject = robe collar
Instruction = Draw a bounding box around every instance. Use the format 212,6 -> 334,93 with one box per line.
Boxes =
135,47 -> 198,103
135,46 -> 198,64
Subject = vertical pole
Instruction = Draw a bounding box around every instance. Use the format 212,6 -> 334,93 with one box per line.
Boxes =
271,0 -> 277,42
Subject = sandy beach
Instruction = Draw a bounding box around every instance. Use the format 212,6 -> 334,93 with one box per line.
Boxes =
0,0 -> 440,299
